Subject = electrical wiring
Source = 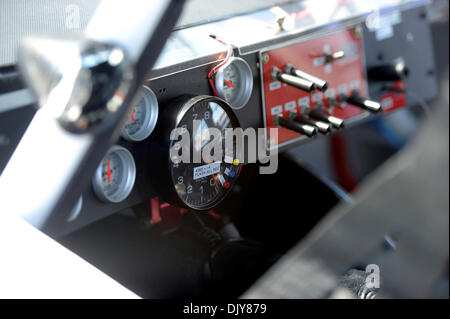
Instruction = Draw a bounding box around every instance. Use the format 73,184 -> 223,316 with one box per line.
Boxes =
208,34 -> 233,97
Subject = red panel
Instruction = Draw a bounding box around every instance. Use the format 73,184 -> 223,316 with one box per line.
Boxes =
380,81 -> 407,113
262,28 -> 367,147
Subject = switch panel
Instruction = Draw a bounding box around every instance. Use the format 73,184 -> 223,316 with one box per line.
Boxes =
260,27 -> 369,149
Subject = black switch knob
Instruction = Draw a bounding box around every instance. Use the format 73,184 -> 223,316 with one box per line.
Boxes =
368,58 -> 409,82
271,67 -> 316,93
275,115 -> 317,137
345,90 -> 381,113
309,108 -> 344,129
288,112 -> 331,135
285,64 -> 328,92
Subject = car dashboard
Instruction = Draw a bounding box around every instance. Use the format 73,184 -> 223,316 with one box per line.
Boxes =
0,0 -> 447,299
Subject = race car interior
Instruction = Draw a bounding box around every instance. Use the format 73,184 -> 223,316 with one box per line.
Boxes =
0,0 -> 448,298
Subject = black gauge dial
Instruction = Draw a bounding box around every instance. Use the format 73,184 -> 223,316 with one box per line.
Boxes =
168,96 -> 241,210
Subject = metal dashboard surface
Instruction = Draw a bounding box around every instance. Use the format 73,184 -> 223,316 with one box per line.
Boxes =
0,0 -> 435,237
150,0 -> 429,78
0,0 -> 428,77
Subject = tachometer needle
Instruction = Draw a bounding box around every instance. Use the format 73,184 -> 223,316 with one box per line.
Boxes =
212,174 -> 219,188
106,156 -> 112,184
224,79 -> 235,88
130,109 -> 136,122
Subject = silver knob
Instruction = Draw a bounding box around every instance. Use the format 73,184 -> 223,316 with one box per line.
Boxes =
271,67 -> 316,93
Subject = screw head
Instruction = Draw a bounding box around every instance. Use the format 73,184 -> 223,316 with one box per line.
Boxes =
353,26 -> 362,38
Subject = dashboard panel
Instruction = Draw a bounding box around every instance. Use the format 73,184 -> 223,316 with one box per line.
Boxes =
0,1 -> 439,237
260,27 -> 369,149
0,0 -> 447,301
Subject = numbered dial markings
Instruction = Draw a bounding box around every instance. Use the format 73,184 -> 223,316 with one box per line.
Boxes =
170,99 -> 241,210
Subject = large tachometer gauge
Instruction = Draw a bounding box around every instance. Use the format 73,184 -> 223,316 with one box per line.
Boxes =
166,96 -> 242,210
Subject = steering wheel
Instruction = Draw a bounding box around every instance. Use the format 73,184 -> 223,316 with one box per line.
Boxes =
0,0 -> 186,236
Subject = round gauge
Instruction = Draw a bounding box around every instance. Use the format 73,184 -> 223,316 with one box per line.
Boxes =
167,96 -> 242,210
121,86 -> 159,142
215,57 -> 253,109
92,145 -> 136,203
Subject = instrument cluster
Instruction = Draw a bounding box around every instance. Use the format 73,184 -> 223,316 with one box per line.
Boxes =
91,91 -> 244,212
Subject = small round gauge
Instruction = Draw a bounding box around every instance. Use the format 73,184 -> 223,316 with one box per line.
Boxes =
167,95 -> 242,210
215,57 -> 253,109
92,145 -> 136,203
121,86 -> 158,142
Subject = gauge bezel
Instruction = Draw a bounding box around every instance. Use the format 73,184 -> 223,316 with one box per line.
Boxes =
121,86 -> 159,142
167,95 -> 241,211
92,145 -> 136,203
214,57 -> 253,109
67,196 -> 83,222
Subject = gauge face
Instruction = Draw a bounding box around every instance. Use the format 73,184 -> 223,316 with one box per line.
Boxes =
223,63 -> 241,102
215,57 -> 253,109
121,86 -> 158,142
92,145 -> 136,203
169,97 -> 241,210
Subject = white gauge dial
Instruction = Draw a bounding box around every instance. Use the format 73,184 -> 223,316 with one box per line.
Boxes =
92,145 -> 136,203
215,57 -> 253,109
223,62 -> 241,102
121,86 -> 159,142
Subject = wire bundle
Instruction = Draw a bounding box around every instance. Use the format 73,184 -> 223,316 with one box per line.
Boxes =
208,34 -> 233,97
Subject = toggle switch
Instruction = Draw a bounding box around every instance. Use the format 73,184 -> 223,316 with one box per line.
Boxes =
338,93 -> 349,109
324,50 -> 345,63
345,90 -> 381,113
368,58 -> 409,82
288,112 -> 331,135
284,64 -> 328,92
271,67 -> 316,93
275,115 -> 317,137
309,107 -> 344,129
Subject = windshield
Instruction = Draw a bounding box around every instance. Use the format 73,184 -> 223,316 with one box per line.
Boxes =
175,0 -> 299,29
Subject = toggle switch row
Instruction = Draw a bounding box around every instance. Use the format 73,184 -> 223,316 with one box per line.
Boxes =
288,112 -> 331,135
271,64 -> 381,113
285,64 -> 328,91
271,65 -> 328,93
270,59 -> 382,139
275,108 -> 344,138
308,108 -> 344,129
275,90 -> 381,138
275,115 -> 318,137
271,67 -> 316,93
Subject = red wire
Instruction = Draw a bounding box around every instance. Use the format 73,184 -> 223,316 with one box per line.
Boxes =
208,35 -> 233,97
331,134 -> 358,192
